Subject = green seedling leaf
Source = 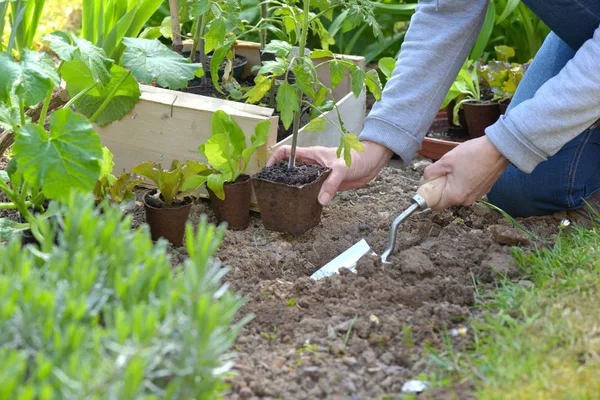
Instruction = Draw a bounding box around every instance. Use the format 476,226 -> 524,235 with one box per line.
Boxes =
189,0 -> 211,17
241,119 -> 271,169
61,60 -> 141,126
205,18 -> 226,54
243,75 -> 272,104
0,101 -> 21,132
13,108 -> 103,200
310,49 -> 334,59
276,82 -> 298,130
337,133 -> 364,167
122,37 -> 202,90
304,117 -> 327,133
350,68 -> 365,98
0,218 -> 29,241
263,40 -> 293,58
378,57 -> 396,80
495,45 -> 516,62
293,64 -> 316,98
258,59 -> 288,76
365,69 -> 383,101
108,173 -> 142,203
43,32 -> 114,86
99,147 -> 115,180
329,60 -> 345,89
0,50 -> 60,108
210,40 -> 234,92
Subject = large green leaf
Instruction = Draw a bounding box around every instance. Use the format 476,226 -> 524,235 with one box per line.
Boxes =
276,82 -> 298,130
211,110 -> 246,157
0,50 -> 60,108
61,60 -> 141,126
292,64 -> 316,98
350,68 -> 365,98
303,117 -> 327,132
205,18 -> 226,54
241,120 -> 271,169
262,40 -> 292,58
336,133 -> 363,167
378,57 -> 396,80
121,37 -> 202,90
13,108 -> 103,200
43,32 -> 114,86
189,0 -> 211,18
329,60 -> 345,89
0,101 -> 21,132
365,69 -> 382,101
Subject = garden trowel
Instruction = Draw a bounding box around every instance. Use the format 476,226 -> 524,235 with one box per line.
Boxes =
310,176 -> 447,280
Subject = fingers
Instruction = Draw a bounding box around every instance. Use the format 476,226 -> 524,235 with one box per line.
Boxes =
318,164 -> 346,206
266,146 -> 291,166
266,146 -> 323,167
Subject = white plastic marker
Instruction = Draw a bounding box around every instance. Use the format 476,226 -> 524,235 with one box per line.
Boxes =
310,176 -> 447,280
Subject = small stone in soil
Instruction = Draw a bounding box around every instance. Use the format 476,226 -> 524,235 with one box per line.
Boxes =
254,161 -> 326,186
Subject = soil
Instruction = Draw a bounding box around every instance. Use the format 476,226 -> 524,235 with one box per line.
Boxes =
143,190 -> 192,209
254,161 -> 328,186
120,158 -> 566,399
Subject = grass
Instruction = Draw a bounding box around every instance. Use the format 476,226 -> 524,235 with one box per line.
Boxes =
428,212 -> 600,399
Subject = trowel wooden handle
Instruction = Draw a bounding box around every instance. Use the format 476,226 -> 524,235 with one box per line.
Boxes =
416,175 -> 447,209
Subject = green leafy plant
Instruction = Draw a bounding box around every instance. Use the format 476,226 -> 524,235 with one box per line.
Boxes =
81,0 -> 165,62
0,191 -> 250,398
0,0 -> 46,54
131,160 -> 210,206
441,60 -> 487,126
478,46 -> 529,102
184,0 -> 244,89
241,0 -> 383,169
94,147 -> 142,210
196,109 -> 271,199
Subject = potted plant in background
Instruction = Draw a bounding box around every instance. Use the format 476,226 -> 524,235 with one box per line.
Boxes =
479,46 -> 529,115
131,160 -> 210,246
244,0 -> 383,234
194,110 -> 271,230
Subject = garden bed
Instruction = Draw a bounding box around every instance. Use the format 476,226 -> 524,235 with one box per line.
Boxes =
126,158 -> 563,399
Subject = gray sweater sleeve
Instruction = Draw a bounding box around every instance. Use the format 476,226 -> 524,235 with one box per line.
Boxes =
485,26 -> 600,173
359,0 -> 490,165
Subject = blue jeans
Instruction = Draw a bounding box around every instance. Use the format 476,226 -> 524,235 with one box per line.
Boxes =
487,0 -> 600,217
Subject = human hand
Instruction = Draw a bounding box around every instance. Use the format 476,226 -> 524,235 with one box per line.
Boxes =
420,135 -> 510,210
266,141 -> 394,206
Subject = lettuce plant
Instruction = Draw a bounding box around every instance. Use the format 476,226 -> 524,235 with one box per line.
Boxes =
196,110 -> 271,199
132,160 -> 210,206
94,148 -> 142,210
0,191 -> 249,398
478,46 -> 528,103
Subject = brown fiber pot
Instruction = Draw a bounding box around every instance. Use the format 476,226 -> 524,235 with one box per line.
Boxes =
207,175 -> 252,230
252,168 -> 332,235
463,102 -> 500,139
142,190 -> 193,247
498,101 -> 510,115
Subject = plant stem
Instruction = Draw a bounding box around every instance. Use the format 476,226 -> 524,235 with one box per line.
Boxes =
259,2 -> 268,48
169,0 -> 183,53
19,99 -> 25,126
0,201 -> 31,209
287,0 -> 311,170
38,89 -> 53,127
90,72 -> 131,123
63,81 -> 99,110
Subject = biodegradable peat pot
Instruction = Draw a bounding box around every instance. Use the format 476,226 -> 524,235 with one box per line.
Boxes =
252,162 -> 331,234
463,102 -> 500,138
207,175 -> 252,230
142,190 -> 193,247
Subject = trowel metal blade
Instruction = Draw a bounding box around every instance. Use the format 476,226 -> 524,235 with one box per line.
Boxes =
310,239 -> 376,280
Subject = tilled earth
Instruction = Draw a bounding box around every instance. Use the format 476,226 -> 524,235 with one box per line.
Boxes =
127,158 -> 563,399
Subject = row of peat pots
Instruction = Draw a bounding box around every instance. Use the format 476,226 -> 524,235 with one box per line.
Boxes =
142,163 -> 330,246
419,100 -> 509,161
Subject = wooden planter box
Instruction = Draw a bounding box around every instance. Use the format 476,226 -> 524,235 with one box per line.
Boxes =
94,41 -> 366,206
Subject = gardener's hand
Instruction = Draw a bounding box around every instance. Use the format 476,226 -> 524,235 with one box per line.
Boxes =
266,141 -> 394,206
420,135 -> 510,210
